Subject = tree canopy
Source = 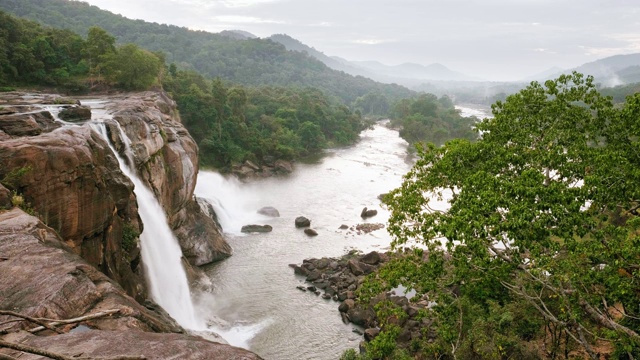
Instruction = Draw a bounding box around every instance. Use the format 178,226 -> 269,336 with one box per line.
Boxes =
357,73 -> 640,359
163,69 -> 366,169
389,93 -> 477,148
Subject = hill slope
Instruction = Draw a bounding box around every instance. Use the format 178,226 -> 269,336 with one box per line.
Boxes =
0,0 -> 414,104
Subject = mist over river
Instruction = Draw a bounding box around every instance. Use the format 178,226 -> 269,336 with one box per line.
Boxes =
193,106 -> 489,359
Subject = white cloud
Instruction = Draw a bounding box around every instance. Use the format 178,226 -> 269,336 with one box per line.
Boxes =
215,15 -> 286,24
219,0 -> 283,8
352,39 -> 392,45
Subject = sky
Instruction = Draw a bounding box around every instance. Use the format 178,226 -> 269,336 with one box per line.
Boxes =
80,0 -> 640,81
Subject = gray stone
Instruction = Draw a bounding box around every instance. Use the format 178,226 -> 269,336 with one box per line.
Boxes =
241,224 -> 273,233
304,228 -> 318,236
364,328 -> 380,342
257,206 -> 280,217
295,216 -> 311,228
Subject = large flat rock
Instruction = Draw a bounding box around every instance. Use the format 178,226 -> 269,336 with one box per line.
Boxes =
1,330 -> 261,360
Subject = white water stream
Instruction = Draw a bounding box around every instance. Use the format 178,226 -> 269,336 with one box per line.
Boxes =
91,121 -> 201,330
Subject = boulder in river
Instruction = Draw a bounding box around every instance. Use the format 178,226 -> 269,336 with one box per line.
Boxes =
241,224 -> 273,233
295,216 -> 311,228
360,207 -> 378,218
58,105 -> 92,122
257,206 -> 280,217
304,228 -> 319,236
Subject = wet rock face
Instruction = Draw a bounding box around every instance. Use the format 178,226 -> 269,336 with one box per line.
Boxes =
0,124 -> 145,300
106,91 -> 232,267
0,209 -> 175,334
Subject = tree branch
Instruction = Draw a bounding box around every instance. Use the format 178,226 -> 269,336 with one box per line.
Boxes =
27,309 -> 121,334
0,310 -> 63,334
579,298 -> 640,341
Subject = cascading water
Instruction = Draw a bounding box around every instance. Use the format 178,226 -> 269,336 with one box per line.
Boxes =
195,172 -> 268,235
90,121 -> 201,330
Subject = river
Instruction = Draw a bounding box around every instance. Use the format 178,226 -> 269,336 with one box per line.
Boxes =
194,122 -> 409,359
193,105 -> 489,359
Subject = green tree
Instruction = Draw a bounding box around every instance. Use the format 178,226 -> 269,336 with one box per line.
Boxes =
102,43 -> 162,90
364,73 -> 640,358
84,26 -> 115,77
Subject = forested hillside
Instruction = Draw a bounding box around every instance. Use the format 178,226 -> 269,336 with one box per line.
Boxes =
0,9 -> 369,171
0,0 -> 414,105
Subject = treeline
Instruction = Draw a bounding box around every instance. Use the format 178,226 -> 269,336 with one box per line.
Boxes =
0,0 -> 415,105
163,70 -> 366,169
0,11 -> 162,91
389,93 -> 477,147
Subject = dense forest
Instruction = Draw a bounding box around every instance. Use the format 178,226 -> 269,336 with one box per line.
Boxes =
0,11 -> 162,91
0,0 -> 415,105
163,70 -> 367,169
344,73 -> 640,359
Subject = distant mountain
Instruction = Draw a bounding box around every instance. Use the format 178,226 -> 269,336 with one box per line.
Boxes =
268,34 -> 377,78
268,33 -> 476,84
351,61 -> 479,82
570,53 -> 640,87
526,54 -> 640,87
0,0 -> 414,104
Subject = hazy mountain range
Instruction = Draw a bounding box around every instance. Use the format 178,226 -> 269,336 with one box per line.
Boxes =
264,32 -> 640,92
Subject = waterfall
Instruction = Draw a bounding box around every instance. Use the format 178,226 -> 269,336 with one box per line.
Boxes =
91,121 -> 201,330
194,172 -> 267,235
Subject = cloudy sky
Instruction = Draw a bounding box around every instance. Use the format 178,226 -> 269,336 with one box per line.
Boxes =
81,0 -> 640,81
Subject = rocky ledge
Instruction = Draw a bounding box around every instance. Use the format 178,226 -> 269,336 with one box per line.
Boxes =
0,207 -> 261,359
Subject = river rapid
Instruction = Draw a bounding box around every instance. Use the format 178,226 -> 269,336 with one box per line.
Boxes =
193,106 -> 490,359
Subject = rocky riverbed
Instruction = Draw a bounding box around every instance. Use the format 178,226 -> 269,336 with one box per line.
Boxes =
291,251 -> 437,355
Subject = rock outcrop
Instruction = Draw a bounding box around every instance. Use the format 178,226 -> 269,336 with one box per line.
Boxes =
58,105 -> 92,122
0,208 -> 261,360
0,90 -> 233,298
0,107 -> 145,300
104,91 -> 232,268
293,251 -> 436,354
0,209 -> 175,334
1,330 -> 261,360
